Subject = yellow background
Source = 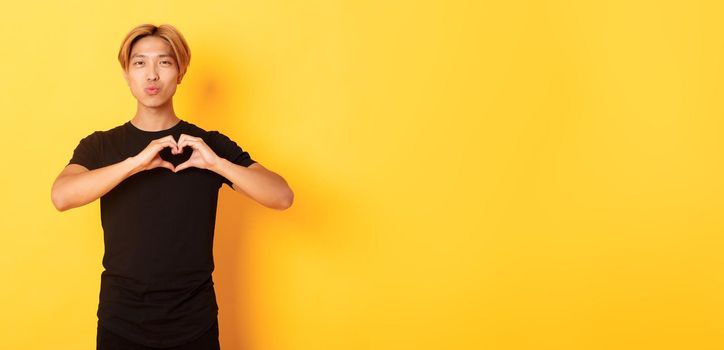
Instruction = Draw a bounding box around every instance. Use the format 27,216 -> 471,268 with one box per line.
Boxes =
1,0 -> 723,349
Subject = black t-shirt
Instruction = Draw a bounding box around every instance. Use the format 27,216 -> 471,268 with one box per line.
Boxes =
67,119 -> 255,348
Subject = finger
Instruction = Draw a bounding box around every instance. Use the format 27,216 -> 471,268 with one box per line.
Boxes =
170,136 -> 180,153
176,134 -> 194,154
153,141 -> 176,154
178,135 -> 205,151
153,138 -> 176,147
162,135 -> 179,152
177,134 -> 193,152
157,135 -> 178,147
178,139 -> 202,151
179,134 -> 203,144
152,143 -> 174,156
173,141 -> 190,154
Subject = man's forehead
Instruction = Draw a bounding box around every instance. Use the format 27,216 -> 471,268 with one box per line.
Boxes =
131,52 -> 175,58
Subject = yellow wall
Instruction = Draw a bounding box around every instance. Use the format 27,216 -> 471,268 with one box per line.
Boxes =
1,0 -> 723,349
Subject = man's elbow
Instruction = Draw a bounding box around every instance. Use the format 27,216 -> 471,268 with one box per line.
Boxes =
274,190 -> 294,210
51,188 -> 69,212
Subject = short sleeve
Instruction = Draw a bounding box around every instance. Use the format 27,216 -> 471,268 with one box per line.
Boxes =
67,131 -> 103,170
207,130 -> 256,187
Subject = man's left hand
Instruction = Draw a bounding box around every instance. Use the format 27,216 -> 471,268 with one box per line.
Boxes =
173,134 -> 220,172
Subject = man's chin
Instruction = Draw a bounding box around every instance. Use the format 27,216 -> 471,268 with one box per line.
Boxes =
138,98 -> 171,108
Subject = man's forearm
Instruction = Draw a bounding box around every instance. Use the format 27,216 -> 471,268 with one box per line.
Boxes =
211,158 -> 293,209
52,157 -> 141,211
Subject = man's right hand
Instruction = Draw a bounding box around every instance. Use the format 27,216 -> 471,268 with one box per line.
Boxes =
52,135 -> 183,211
130,135 -> 179,175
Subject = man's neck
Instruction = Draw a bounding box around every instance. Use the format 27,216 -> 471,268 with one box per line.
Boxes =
131,103 -> 181,131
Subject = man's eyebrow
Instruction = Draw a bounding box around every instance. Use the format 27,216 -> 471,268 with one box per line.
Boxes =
130,53 -> 175,59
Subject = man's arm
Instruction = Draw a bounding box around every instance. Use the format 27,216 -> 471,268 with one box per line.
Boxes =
212,160 -> 294,210
52,135 -> 178,212
50,158 -> 140,212
171,133 -> 293,210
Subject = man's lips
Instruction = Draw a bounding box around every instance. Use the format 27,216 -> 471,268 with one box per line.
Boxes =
145,87 -> 160,95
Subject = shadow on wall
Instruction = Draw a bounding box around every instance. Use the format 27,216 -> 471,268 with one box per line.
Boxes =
189,42 -> 358,349
187,42 -> 258,350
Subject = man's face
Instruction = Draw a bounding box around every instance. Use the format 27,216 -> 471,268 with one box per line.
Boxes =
123,36 -> 182,108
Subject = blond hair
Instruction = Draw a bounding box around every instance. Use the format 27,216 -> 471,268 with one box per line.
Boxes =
117,23 -> 191,80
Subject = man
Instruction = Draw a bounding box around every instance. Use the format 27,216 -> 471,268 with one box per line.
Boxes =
50,23 -> 294,349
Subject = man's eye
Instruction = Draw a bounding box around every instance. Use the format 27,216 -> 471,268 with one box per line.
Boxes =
132,61 -> 171,66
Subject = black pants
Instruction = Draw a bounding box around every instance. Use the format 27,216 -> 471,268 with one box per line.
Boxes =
97,319 -> 220,350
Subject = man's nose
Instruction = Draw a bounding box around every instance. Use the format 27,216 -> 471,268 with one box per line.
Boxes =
147,67 -> 159,81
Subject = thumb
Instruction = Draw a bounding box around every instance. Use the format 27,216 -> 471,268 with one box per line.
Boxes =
160,160 -> 175,171
174,161 -> 191,173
